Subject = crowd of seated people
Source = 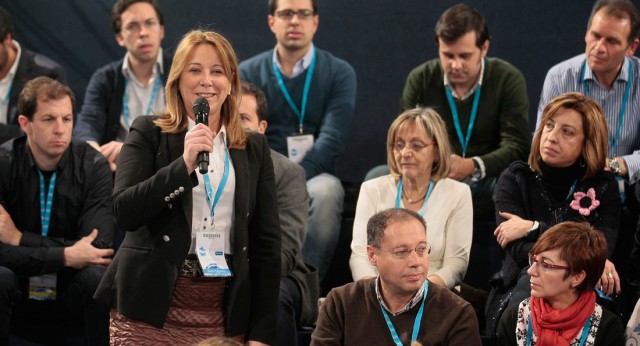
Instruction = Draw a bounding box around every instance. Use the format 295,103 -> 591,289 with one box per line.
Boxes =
1,0 -> 640,345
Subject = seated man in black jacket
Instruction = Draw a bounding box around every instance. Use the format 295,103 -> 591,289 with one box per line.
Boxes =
0,77 -> 113,345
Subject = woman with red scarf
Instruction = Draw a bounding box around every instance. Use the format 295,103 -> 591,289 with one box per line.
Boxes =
496,221 -> 624,345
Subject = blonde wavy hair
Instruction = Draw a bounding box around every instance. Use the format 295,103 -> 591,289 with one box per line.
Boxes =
154,29 -> 246,149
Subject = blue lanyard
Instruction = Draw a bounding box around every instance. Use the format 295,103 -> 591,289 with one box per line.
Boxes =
122,76 -> 161,127
202,146 -> 230,218
380,280 -> 428,345
445,83 -> 481,157
272,49 -> 316,134
395,178 -> 434,217
566,179 -> 578,201
37,170 -> 57,237
527,315 -> 591,346
2,79 -> 13,106
581,58 -> 631,155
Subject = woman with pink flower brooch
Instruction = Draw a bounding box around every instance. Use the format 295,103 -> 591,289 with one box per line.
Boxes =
491,92 -> 622,317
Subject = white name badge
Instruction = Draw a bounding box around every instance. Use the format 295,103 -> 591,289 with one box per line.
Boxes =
287,134 -> 314,163
29,273 -> 57,300
196,230 -> 232,277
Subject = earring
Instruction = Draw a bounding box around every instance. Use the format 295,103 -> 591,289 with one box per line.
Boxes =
579,157 -> 586,168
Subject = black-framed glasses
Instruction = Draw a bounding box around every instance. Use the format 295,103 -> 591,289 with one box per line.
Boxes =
392,141 -> 433,153
375,244 -> 431,259
528,253 -> 570,271
275,9 -> 315,20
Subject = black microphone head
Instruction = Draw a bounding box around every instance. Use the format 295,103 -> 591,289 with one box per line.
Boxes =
193,98 -> 210,125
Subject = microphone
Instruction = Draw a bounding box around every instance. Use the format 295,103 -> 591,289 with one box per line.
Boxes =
193,98 -> 210,174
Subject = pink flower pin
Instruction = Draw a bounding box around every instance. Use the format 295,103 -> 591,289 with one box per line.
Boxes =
570,188 -> 600,216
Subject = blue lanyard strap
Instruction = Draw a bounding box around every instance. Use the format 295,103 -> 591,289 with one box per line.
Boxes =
395,178 -> 435,217
566,179 -> 578,201
38,170 -> 57,237
2,79 -> 13,106
581,58 -> 631,155
445,84 -> 481,158
380,280 -> 429,345
122,76 -> 161,127
203,147 -> 230,218
272,49 -> 317,134
527,314 -> 591,346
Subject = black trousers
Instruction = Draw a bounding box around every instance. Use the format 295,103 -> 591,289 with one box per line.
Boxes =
0,265 -> 109,346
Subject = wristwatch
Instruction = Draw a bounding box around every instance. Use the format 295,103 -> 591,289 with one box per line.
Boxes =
609,157 -> 621,176
471,158 -> 482,181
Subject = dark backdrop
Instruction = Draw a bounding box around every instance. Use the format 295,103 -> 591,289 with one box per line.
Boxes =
3,0 -> 639,183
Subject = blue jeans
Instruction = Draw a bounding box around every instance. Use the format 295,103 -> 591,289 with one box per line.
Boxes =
302,173 -> 344,281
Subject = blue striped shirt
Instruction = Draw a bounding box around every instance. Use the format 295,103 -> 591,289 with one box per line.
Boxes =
537,53 -> 640,183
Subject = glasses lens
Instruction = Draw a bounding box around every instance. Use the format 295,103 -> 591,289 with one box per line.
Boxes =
299,9 -> 313,18
278,10 -> 294,19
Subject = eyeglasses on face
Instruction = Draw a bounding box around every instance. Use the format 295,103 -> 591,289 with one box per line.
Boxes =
375,244 -> 431,259
275,9 -> 315,20
528,253 -> 570,271
123,19 -> 160,34
392,141 -> 432,153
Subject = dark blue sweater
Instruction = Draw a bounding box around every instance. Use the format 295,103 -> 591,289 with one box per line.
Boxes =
239,48 -> 356,179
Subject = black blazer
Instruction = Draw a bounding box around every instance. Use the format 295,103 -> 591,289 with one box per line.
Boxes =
94,116 -> 281,344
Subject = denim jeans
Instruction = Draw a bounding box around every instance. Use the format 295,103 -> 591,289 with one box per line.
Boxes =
302,173 -> 344,281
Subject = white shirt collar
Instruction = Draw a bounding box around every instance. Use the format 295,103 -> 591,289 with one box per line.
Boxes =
1,40 -> 21,83
121,49 -> 164,84
443,58 -> 485,100
272,44 -> 315,78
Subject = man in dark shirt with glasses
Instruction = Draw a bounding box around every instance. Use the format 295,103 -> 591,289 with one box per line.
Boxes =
0,77 -> 113,345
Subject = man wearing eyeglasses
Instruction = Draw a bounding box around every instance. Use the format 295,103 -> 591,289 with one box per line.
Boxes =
311,208 -> 481,345
239,0 -> 357,285
74,0 -> 171,172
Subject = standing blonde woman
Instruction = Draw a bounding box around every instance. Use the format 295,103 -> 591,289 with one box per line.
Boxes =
95,30 -> 280,345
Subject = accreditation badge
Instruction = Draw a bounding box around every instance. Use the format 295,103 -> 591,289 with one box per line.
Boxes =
28,273 -> 57,300
286,133 -> 314,163
196,207 -> 232,277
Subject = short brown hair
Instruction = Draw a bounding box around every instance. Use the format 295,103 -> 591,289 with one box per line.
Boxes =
268,0 -> 318,15
434,4 -> 491,47
588,0 -> 640,45
18,76 -> 75,121
240,81 -> 268,121
387,107 -> 452,182
367,208 -> 426,248
155,30 -> 246,149
112,0 -> 164,35
530,92 -> 608,180
530,221 -> 608,294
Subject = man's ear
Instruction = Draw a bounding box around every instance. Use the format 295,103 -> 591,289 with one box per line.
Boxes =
17,115 -> 31,134
367,245 -> 377,267
480,40 -> 490,57
115,33 -> 125,48
258,120 -> 268,134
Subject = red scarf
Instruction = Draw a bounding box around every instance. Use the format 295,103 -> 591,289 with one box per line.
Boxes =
530,291 -> 595,346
